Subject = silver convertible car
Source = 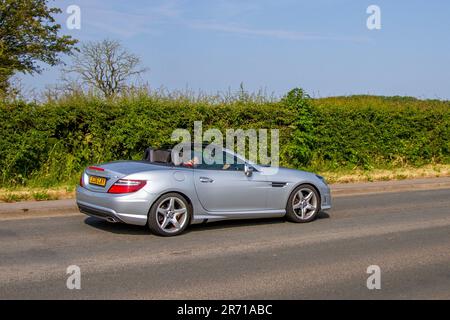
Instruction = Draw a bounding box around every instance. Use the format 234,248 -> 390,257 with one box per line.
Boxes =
76,144 -> 332,236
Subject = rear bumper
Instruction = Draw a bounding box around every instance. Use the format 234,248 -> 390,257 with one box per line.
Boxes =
76,186 -> 153,226
78,202 -> 123,223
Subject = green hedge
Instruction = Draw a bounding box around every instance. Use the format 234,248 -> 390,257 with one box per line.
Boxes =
0,91 -> 449,187
310,96 -> 450,169
0,95 -> 295,186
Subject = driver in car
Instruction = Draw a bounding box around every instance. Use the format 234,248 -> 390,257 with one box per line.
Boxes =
183,155 -> 200,168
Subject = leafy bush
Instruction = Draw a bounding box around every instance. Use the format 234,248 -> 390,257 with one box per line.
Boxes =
309,96 -> 450,170
0,90 -> 448,187
0,94 -> 294,186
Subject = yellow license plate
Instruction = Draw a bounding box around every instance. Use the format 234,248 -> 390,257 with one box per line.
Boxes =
89,175 -> 107,187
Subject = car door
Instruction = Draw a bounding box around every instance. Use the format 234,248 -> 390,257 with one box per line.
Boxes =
193,150 -> 268,212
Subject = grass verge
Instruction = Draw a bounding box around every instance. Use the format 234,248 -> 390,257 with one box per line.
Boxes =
321,163 -> 450,184
0,185 -> 76,203
0,164 -> 449,203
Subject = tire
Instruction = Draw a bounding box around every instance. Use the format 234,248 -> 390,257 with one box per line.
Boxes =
148,193 -> 191,236
285,184 -> 321,223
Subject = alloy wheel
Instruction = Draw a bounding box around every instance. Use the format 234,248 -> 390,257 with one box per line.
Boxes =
292,187 -> 318,220
156,197 -> 188,233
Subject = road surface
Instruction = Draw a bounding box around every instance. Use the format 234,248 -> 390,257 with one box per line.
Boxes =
1,188 -> 449,299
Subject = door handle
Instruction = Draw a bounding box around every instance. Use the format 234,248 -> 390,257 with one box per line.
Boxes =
199,177 -> 214,183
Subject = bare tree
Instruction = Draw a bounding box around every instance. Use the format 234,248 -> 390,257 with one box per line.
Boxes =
64,39 -> 148,97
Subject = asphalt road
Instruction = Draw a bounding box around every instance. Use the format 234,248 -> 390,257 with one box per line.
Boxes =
1,188 -> 449,299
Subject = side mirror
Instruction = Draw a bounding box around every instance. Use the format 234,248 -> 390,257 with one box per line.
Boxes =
244,163 -> 254,177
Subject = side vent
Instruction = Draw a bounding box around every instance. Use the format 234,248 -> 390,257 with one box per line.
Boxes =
271,182 -> 287,188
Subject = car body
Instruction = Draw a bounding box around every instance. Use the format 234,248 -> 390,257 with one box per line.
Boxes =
76,145 -> 332,236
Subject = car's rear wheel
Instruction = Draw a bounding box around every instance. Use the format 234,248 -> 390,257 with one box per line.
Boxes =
148,193 -> 190,236
286,184 -> 320,223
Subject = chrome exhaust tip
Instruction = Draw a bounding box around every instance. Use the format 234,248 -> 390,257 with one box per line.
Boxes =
106,217 -> 118,223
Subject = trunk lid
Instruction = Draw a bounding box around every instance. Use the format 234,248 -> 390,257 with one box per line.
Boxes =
81,160 -> 166,193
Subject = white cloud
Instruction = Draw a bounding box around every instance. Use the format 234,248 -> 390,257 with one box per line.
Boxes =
188,21 -> 372,43
80,1 -> 181,38
75,0 -> 370,43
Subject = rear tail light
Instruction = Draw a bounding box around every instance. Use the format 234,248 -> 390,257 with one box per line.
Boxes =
88,166 -> 105,172
108,179 -> 146,194
80,174 -> 84,187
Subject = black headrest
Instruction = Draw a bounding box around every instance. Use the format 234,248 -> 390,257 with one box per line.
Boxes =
143,148 -> 171,163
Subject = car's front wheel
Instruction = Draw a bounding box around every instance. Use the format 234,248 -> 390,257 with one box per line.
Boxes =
286,184 -> 320,223
148,193 -> 190,236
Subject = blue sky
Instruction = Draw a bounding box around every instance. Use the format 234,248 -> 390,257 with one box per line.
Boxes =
20,0 -> 450,99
